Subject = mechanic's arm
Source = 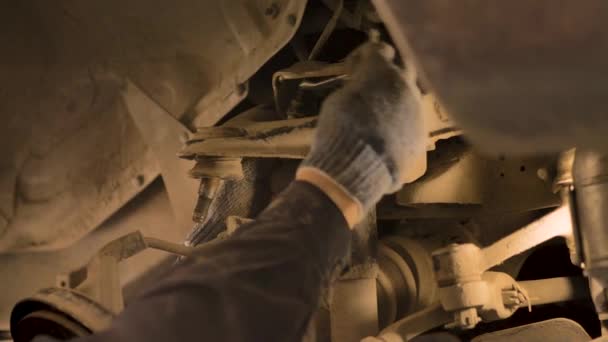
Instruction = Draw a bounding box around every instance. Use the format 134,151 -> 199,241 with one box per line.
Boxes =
46,41 -> 424,342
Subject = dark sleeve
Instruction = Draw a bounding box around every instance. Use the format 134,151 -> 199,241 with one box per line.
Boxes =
58,181 -> 351,342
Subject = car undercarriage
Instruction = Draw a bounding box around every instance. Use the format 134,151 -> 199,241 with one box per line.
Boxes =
1,1 -> 608,341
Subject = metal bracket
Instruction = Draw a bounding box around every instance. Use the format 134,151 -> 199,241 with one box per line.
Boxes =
56,231 -> 196,314
431,205 -> 574,330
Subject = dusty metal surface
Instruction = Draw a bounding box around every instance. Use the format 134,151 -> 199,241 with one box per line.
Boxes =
123,81 -> 198,233
573,149 -> 608,333
13,310 -> 89,341
61,232 -> 149,314
427,206 -> 575,331
7,0 -> 308,127
365,303 -> 452,342
181,116 -> 317,159
373,0 -> 608,155
431,206 -> 573,285
0,74 -> 159,252
373,274 -> 590,342
481,206 -> 573,270
0,0 -> 307,252
520,277 -> 589,307
179,112 -> 457,161
182,106 -> 280,245
471,318 -> 590,342
0,181 -> 185,330
1,2 -> 602,340
53,230 -> 198,316
10,287 -> 114,337
377,236 -> 437,328
396,139 -> 559,213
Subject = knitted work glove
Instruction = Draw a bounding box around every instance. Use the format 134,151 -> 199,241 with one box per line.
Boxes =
298,40 -> 425,219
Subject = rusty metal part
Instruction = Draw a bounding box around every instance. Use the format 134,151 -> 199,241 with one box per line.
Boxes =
373,0 -> 608,155
10,287 -> 114,340
472,318 -> 591,342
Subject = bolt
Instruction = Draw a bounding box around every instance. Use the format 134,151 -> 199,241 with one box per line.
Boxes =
537,167 -> 549,181
265,3 -> 280,18
236,83 -> 247,96
502,290 -> 522,307
446,308 -> 480,330
134,174 -> 145,187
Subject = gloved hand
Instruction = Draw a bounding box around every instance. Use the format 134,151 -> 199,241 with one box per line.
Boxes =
297,40 -> 425,226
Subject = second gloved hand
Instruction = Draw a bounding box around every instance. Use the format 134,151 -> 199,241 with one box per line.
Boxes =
297,40 -> 426,225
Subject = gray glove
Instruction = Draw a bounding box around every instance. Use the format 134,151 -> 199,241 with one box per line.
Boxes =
300,41 -> 425,215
